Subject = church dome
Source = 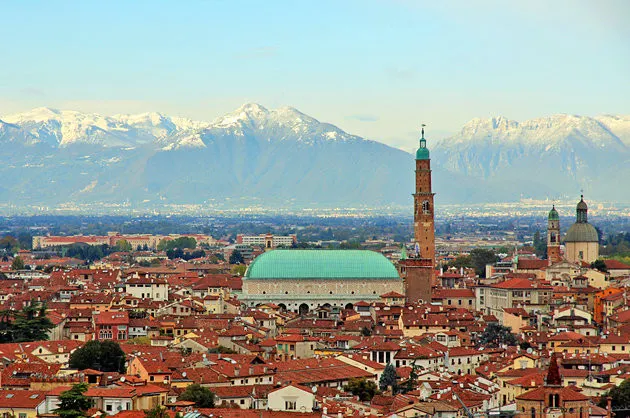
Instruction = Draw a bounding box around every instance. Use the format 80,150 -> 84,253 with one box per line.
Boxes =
548,206 -> 559,221
577,198 -> 588,211
565,222 -> 599,243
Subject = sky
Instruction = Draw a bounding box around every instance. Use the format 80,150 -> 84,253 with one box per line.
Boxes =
1,0 -> 629,151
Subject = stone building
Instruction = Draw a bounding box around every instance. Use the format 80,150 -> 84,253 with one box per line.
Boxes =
240,250 -> 403,314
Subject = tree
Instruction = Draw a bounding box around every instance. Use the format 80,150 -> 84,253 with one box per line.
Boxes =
479,323 -> 517,347
0,236 -> 19,252
0,301 -> 54,343
447,255 -> 473,270
10,301 -> 54,342
179,384 -> 216,408
345,378 -> 379,401
145,404 -> 170,418
207,346 -> 237,354
127,336 -> 151,345
230,264 -> 247,276
401,361 -> 420,394
11,256 -> 25,270
533,231 -> 547,259
601,378 -> 630,409
115,239 -> 133,252
157,237 -> 197,251
360,326 -> 373,337
69,340 -> 126,373
469,248 -> 499,278
591,259 -> 608,273
229,250 -> 244,265
379,363 -> 399,393
54,383 -> 92,418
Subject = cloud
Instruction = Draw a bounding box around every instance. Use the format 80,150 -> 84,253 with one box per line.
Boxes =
346,114 -> 379,122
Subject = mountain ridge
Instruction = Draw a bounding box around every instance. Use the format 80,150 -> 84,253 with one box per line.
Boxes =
1,105 -> 629,207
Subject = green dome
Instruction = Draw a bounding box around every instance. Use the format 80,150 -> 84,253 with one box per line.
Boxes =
548,206 -> 559,221
416,136 -> 430,160
244,249 -> 401,280
565,222 -> 599,243
416,147 -> 430,160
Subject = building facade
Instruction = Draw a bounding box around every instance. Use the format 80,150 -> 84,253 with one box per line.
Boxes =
236,234 -> 297,248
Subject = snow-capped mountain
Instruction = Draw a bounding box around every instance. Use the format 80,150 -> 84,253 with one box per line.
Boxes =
433,114 -> 630,201
0,104 -> 413,208
0,105 -> 628,208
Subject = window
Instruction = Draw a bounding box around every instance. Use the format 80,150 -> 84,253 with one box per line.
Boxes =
19,414 -> 26,418
106,405 -> 113,412
286,401 -> 297,410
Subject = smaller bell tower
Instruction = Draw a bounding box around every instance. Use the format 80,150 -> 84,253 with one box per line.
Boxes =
547,205 -> 561,265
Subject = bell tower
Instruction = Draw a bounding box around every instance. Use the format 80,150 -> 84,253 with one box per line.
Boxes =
547,205 -> 561,265
399,125 -> 435,304
413,125 -> 435,265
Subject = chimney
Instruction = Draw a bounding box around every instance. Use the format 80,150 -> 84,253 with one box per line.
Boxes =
607,397 -> 612,418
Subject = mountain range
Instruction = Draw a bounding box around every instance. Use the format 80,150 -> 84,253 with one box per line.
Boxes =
1,104 -> 629,209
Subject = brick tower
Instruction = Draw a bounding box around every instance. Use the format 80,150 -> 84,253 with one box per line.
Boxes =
413,126 -> 435,263
547,205 -> 561,265
398,126 -> 435,304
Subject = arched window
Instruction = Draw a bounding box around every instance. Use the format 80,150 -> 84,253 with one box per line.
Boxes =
531,407 -> 536,418
422,200 -> 430,214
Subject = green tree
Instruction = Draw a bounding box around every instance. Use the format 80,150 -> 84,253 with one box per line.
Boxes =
402,361 -> 420,394
127,336 -> 151,345
54,383 -> 92,418
145,404 -> 170,418
179,384 -> 216,408
591,259 -> 608,273
447,255 -> 473,270
345,378 -> 379,401
157,237 -> 197,251
69,340 -> 126,373
229,250 -> 244,265
207,346 -> 237,354
10,301 -> 54,342
11,256 -> 25,270
115,239 -> 133,252
0,236 -> 19,252
230,264 -> 247,276
600,378 -> 630,409
360,326 -> 373,337
470,248 -> 499,278
479,323 -> 517,347
532,231 -> 547,259
379,363 -> 399,393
